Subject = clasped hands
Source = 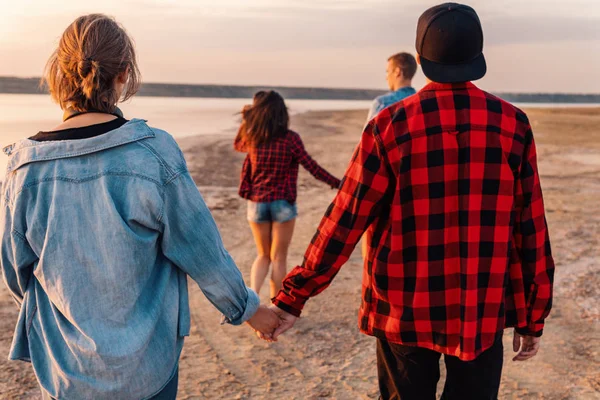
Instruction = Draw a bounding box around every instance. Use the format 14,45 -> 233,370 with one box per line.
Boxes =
246,304 -> 297,342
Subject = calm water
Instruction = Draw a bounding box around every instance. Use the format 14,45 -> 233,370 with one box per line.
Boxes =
0,94 -> 374,145
0,94 -> 375,173
1,93 -> 598,173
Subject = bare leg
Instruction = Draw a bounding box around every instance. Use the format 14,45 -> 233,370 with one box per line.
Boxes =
361,235 -> 369,262
249,222 -> 272,296
270,219 -> 296,299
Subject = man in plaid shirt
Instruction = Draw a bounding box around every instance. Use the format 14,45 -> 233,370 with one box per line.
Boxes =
268,3 -> 555,399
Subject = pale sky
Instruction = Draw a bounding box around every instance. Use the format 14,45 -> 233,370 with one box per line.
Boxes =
0,0 -> 599,93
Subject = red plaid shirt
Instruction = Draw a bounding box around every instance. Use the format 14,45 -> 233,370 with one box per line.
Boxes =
273,82 -> 555,361
235,130 -> 341,203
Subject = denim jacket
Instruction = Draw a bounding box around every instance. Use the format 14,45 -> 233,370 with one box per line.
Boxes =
0,119 -> 259,399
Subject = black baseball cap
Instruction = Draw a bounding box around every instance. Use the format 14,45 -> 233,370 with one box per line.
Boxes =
415,3 -> 486,83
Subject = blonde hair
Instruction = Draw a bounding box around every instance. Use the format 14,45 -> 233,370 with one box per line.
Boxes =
42,14 -> 141,113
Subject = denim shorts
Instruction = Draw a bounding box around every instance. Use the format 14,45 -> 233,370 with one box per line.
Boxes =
247,200 -> 298,223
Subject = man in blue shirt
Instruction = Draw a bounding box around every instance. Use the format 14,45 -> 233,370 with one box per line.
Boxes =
366,52 -> 418,121
362,52 -> 418,259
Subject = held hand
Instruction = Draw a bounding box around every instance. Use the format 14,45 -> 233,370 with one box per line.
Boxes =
246,305 -> 281,342
269,304 -> 299,340
512,329 -> 542,361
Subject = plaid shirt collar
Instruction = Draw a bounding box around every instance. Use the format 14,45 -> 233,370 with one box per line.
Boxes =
420,81 -> 477,93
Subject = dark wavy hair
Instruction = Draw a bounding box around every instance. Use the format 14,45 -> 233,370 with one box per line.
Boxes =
238,91 -> 289,147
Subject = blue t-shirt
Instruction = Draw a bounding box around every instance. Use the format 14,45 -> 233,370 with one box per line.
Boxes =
366,86 -> 417,122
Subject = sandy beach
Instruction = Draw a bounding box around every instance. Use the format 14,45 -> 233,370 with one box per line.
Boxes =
1,107 -> 599,399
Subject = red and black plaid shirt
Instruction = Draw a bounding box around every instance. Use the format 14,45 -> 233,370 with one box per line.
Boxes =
274,82 -> 555,361
235,130 -> 341,203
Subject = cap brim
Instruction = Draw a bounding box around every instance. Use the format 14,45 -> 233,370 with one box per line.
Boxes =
420,53 -> 487,83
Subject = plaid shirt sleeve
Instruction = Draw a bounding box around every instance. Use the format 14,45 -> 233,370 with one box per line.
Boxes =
273,123 -> 392,316
289,132 -> 341,189
512,127 -> 555,337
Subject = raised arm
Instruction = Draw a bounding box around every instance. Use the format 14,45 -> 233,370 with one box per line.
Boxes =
234,125 -> 248,153
289,131 -> 341,188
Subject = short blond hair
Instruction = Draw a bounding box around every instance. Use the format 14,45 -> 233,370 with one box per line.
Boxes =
388,52 -> 417,80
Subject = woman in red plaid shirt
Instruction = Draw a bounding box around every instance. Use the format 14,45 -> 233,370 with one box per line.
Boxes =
234,91 -> 341,299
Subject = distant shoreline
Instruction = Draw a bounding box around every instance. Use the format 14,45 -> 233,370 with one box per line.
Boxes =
1,76 -> 600,104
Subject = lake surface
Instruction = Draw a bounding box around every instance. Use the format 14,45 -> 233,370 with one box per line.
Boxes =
0,94 -> 375,175
0,94 -> 374,146
0,93 -> 598,174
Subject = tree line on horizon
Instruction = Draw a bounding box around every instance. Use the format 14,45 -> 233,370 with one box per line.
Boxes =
0,76 -> 599,103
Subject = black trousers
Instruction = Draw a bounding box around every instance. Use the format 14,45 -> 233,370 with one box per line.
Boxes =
377,334 -> 503,400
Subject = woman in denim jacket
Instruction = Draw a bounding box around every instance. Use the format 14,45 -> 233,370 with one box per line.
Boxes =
0,14 -> 279,400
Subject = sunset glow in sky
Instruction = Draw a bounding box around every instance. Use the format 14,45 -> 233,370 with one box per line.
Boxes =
0,0 -> 599,92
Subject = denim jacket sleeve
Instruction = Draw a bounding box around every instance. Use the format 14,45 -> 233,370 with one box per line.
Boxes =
159,171 -> 259,325
1,198 -> 37,306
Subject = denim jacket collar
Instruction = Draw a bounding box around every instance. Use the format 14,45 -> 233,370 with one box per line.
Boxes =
4,118 -> 154,173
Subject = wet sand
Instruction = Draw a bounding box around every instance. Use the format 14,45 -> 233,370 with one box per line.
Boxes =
1,107 -> 599,399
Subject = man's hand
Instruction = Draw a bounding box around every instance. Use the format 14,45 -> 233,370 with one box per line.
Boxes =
512,329 -> 542,361
269,304 -> 299,340
246,305 -> 281,342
